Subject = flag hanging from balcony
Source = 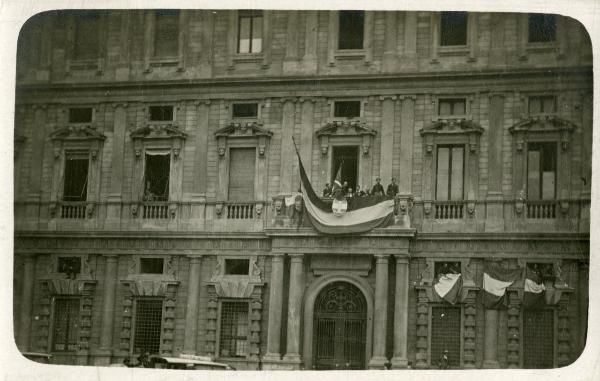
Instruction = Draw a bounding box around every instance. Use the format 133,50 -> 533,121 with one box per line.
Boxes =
434,273 -> 462,304
523,267 -> 546,309
483,262 -> 523,309
293,138 -> 395,234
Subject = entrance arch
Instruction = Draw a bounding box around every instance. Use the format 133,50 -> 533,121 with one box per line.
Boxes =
302,273 -> 374,370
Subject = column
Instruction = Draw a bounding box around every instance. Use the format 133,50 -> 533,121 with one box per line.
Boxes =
95,255 -> 118,365
17,255 -> 36,351
391,256 -> 409,368
379,96 -> 396,184
485,94 -> 505,232
369,255 -> 389,369
283,254 -> 304,366
263,255 -> 285,363
279,99 -> 296,193
382,12 -> 399,72
398,96 -> 415,194
182,256 -> 202,354
483,309 -> 500,368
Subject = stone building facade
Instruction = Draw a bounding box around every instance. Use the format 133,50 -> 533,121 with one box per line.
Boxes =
13,10 -> 591,370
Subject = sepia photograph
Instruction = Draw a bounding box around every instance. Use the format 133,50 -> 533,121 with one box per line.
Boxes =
4,1 -> 598,380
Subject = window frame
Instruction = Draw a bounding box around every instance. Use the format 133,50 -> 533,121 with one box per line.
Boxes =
435,144 -> 466,201
525,141 -> 558,201
130,297 -> 164,357
527,13 -> 557,44
327,10 -> 374,65
427,304 -> 464,368
333,100 -> 363,118
231,102 -> 260,119
434,96 -> 471,121
153,9 -> 181,59
337,10 -> 365,50
68,107 -> 95,124
62,150 -> 90,202
519,306 -> 559,368
139,257 -> 166,275
237,10 -> 263,54
224,258 -> 251,276
527,95 -> 558,117
439,11 -> 469,47
216,299 -> 251,359
143,10 -> 187,72
50,296 -> 81,353
227,146 -> 258,202
63,10 -> 106,74
143,151 -> 171,202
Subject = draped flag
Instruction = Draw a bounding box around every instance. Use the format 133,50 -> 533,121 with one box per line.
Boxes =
523,267 -> 546,309
292,138 -> 395,234
434,273 -> 462,304
483,262 -> 523,309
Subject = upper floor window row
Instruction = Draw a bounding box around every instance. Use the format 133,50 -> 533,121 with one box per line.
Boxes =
528,13 -> 556,43
238,10 -> 263,54
528,95 -> 557,115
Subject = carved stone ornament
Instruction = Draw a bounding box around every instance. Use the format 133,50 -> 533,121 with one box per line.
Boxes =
215,203 -> 224,217
214,121 -> 273,158
130,123 -> 187,160
509,115 -> 577,151
419,119 -> 484,154
316,119 -> 377,156
50,124 -> 106,160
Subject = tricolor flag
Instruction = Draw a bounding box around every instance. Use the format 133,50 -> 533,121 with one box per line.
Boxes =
292,138 -> 395,234
434,273 -> 462,304
483,262 -> 523,309
331,161 -> 344,200
523,267 -> 546,309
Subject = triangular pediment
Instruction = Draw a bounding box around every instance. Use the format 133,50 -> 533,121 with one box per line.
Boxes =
420,119 -> 484,136
509,115 -> 577,134
130,123 -> 188,140
215,121 -> 273,138
316,119 -> 377,137
50,125 -> 106,142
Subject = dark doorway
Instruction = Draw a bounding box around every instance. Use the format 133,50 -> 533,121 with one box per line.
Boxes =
331,146 -> 359,191
313,281 -> 367,370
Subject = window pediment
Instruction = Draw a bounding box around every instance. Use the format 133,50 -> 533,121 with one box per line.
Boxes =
130,124 -> 187,159
50,125 -> 106,160
215,121 -> 273,157
509,115 -> 577,151
316,120 -> 376,156
420,119 -> 483,154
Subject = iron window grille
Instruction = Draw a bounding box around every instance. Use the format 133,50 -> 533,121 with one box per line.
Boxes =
237,10 -> 263,54
219,301 -> 249,357
52,297 -> 80,352
522,309 -> 555,368
430,306 -> 461,368
132,298 -> 163,355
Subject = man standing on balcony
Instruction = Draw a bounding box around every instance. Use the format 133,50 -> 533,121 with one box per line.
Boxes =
386,177 -> 399,198
371,177 -> 384,196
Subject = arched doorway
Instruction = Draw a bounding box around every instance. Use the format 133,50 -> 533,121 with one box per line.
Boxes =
313,281 -> 367,370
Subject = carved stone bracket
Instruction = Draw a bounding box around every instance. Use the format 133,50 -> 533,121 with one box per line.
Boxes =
316,119 -> 377,156
130,123 -> 187,159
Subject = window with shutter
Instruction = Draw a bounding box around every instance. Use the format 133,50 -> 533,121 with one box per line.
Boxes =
238,10 -> 263,54
436,145 -> 464,201
527,142 -> 556,200
63,152 -> 89,202
228,147 -> 256,201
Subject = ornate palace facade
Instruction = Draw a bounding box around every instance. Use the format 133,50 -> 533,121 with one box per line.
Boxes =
13,10 -> 590,370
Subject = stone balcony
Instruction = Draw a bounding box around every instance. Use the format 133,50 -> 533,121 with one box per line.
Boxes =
13,196 -> 590,235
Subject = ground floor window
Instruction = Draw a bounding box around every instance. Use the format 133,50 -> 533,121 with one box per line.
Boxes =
430,306 -> 461,368
52,297 -> 80,352
219,301 -> 249,357
523,309 -> 555,368
133,298 -> 163,355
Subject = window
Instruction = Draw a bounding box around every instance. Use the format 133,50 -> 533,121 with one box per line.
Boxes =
431,306 -> 461,367
333,101 -> 361,118
154,10 -> 179,57
232,103 -> 258,118
219,301 -> 249,357
434,262 -> 461,278
58,257 -> 81,278
527,142 -> 557,200
68,107 -> 93,124
133,299 -> 163,355
52,297 -> 80,352
440,11 -> 468,46
331,146 -> 359,191
436,145 -> 464,201
149,106 -> 174,122
439,98 -> 466,117
144,153 -> 170,202
338,11 -> 365,50
73,11 -> 100,60
140,258 -> 164,274
528,14 -> 556,43
63,152 -> 89,202
527,263 -> 555,283
224,259 -> 250,275
238,10 -> 262,54
528,96 -> 557,115
228,148 -> 256,201
523,309 -> 555,368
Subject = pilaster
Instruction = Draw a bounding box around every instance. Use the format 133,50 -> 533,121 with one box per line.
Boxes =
368,254 -> 389,369
379,95 -> 396,183
94,255 -> 119,365
282,254 -> 304,367
16,254 -> 36,351
391,255 -> 409,368
182,256 -> 203,354
262,254 -> 285,365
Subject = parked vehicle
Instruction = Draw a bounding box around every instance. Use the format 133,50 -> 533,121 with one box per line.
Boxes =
21,352 -> 52,364
149,354 -> 235,370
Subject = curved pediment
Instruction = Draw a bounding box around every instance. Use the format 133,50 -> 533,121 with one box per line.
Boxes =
50,125 -> 106,142
214,121 -> 273,138
508,115 -> 577,134
316,119 -> 377,138
420,119 -> 484,136
130,123 -> 188,140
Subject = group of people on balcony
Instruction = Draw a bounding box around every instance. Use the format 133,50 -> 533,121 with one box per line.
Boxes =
322,177 -> 399,199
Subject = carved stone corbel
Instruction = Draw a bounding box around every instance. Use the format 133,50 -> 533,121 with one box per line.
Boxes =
215,203 -> 224,217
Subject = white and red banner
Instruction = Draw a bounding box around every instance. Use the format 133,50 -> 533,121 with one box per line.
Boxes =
483,262 -> 523,309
